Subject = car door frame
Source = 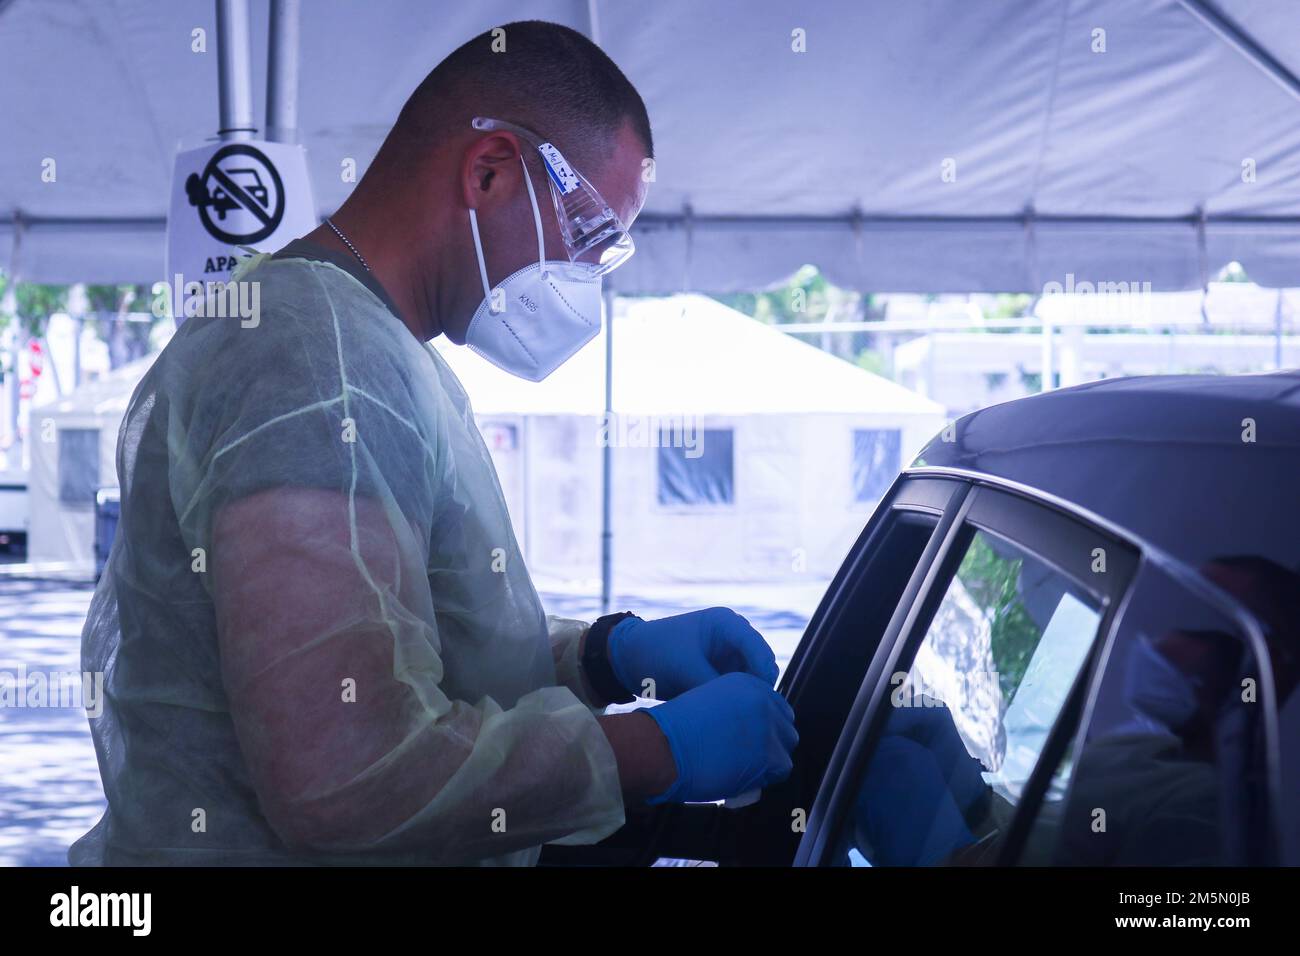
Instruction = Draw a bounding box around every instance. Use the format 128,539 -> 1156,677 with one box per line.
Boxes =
785,468 -> 1284,868
545,466 -> 1283,866
793,468 -> 1143,866
539,474 -> 963,867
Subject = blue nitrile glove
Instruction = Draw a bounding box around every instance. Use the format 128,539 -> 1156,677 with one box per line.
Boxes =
885,701 -> 989,820
608,607 -> 779,700
851,735 -> 976,866
644,672 -> 798,804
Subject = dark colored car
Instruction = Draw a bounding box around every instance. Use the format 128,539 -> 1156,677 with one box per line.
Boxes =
544,372 -> 1300,866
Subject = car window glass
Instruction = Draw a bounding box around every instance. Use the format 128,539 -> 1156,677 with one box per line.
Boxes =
991,589 -> 1096,797
833,527 -> 1103,866
1280,692 -> 1300,865
1020,557 -> 1288,866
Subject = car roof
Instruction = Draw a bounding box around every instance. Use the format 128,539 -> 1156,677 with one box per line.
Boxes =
914,372 -> 1300,574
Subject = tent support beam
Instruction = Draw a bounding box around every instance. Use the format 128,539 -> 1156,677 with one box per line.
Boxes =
634,212 -> 1300,229
267,0 -> 301,143
216,0 -> 256,140
14,212 -> 1300,232
1176,0 -> 1300,104
777,317 -> 1300,333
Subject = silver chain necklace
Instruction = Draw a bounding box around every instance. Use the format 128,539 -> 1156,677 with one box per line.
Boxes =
324,218 -> 370,273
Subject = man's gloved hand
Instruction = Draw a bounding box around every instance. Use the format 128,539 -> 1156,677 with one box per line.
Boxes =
643,672 -> 798,804
608,607 -> 779,700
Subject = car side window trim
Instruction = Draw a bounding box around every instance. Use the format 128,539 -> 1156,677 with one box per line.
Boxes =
963,486 -> 1136,606
890,475 -> 959,515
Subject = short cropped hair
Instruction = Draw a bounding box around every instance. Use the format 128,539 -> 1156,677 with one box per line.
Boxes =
391,20 -> 653,175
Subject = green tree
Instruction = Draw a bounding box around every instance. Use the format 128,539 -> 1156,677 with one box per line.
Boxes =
956,534 -> 1040,697
0,282 -> 69,337
710,266 -> 889,372
713,265 -> 847,326
85,283 -> 155,369
855,348 -> 889,377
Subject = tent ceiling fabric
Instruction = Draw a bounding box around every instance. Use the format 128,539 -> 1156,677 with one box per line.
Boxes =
4,0 -> 1300,291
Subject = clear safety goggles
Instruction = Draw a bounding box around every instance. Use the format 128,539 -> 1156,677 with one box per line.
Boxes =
472,116 -> 635,277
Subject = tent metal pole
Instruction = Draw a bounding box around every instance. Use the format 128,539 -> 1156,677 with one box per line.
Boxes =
600,286 -> 615,615
266,0 -> 301,144
3,215 -> 23,472
1177,0 -> 1300,104
215,0 -> 256,140
1275,289 -> 1285,369
1040,316 -> 1054,392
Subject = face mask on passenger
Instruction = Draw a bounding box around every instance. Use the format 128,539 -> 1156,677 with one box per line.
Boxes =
1124,633 -> 1202,732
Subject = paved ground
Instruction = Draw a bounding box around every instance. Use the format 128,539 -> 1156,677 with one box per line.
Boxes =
0,573 -> 822,866
0,578 -> 105,866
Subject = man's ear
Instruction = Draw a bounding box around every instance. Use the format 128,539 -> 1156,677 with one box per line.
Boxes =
462,132 -> 523,210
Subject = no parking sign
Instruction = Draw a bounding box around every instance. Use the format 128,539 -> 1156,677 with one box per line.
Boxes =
165,139 -> 317,322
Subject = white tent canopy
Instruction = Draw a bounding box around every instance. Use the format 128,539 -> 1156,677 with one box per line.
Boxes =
5,0 -> 1300,291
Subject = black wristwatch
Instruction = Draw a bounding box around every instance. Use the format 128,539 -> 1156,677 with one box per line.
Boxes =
582,612 -> 640,705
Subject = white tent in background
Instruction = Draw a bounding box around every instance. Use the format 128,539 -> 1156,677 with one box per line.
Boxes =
27,357 -> 155,571
24,296 -> 944,582
434,295 -> 945,585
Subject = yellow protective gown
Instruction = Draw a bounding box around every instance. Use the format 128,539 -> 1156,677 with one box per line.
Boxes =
70,253 -> 625,865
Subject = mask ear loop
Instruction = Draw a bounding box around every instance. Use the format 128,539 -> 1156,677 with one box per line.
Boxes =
467,207 -> 494,305
467,154 -> 550,310
519,154 -> 548,279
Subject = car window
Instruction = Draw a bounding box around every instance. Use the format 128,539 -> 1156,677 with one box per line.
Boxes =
656,428 -> 733,506
851,429 -> 901,503
830,527 -> 1104,866
59,427 -> 101,506
1281,691 -> 1300,865
1018,557 -> 1285,866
